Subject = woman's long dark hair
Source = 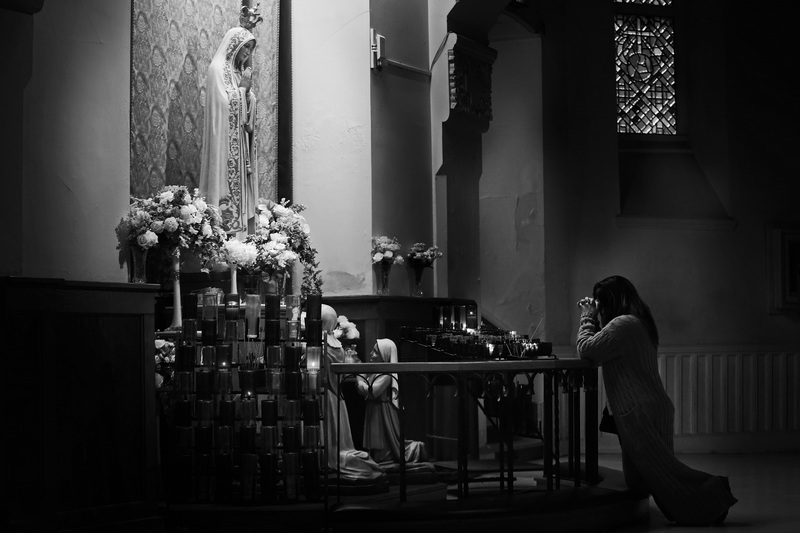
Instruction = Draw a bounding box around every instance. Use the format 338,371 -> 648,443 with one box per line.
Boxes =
593,275 -> 659,346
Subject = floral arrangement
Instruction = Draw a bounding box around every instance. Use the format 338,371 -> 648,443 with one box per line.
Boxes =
407,242 -> 443,269
154,338 -> 175,388
333,315 -> 360,343
115,205 -> 158,251
333,315 -> 361,363
371,236 -> 404,267
115,185 -> 228,277
242,199 -> 322,294
222,237 -> 259,274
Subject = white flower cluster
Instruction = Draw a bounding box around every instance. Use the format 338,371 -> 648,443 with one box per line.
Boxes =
371,236 -> 405,266
223,238 -> 258,270
333,315 -> 360,341
407,242 -> 443,267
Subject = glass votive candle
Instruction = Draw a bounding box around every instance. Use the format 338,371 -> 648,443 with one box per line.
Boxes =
215,345 -> 231,369
175,370 -> 193,393
244,294 -> 260,339
283,399 -> 300,425
216,425 -> 233,453
216,369 -> 232,394
181,320 -> 198,346
267,370 -> 284,395
264,294 -> 280,320
195,370 -> 215,400
175,426 -> 193,451
286,320 -> 300,341
302,398 -> 320,422
285,295 -> 301,319
238,369 -> 255,395
241,397 -> 257,423
305,319 -> 322,344
261,425 -> 279,451
282,425 -> 301,453
240,425 -> 257,453
200,346 -> 215,367
285,371 -> 302,400
303,424 -> 320,449
218,399 -> 235,427
196,399 -> 214,426
304,294 -> 322,319
196,425 -> 213,454
266,345 -> 283,368
304,372 -> 320,396
304,346 -> 322,373
261,399 -> 279,426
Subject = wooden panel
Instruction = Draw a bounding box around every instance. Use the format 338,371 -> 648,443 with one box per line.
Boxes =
2,277 -> 161,531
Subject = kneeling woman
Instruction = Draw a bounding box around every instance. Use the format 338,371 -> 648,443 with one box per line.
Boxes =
577,275 -> 737,526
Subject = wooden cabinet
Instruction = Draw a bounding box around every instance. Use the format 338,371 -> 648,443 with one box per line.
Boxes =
2,278 -> 162,532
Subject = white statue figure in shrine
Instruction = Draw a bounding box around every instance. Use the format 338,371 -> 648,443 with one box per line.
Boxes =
199,5 -> 261,237
321,304 -> 386,483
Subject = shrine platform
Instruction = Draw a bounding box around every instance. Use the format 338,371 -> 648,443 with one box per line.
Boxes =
159,460 -> 650,533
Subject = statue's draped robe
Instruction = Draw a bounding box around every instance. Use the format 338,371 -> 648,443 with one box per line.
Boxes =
199,27 -> 258,236
321,306 -> 384,483
358,339 -> 430,469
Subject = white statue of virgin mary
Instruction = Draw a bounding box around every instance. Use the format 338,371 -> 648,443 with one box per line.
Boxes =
199,25 -> 258,237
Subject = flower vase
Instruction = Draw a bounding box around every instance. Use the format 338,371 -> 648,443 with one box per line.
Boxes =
230,264 -> 239,295
156,364 -> 174,389
243,273 -> 261,296
377,263 -> 391,295
263,271 -> 285,297
411,265 -> 426,297
168,249 -> 182,329
130,246 -> 149,283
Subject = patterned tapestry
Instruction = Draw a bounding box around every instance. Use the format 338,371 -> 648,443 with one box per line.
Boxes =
130,0 -> 279,200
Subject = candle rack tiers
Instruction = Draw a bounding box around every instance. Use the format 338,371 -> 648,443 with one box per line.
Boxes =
157,290 -> 325,506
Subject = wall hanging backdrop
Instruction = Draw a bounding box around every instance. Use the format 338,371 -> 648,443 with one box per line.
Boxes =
130,0 -> 279,201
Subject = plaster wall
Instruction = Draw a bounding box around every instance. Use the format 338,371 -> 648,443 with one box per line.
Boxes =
21,0 -> 131,282
291,0 -> 372,295
539,0 -> 800,347
0,8 -> 30,277
481,25 -> 544,338
368,0 -> 432,297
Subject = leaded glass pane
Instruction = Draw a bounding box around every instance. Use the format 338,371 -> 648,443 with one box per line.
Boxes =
615,14 -> 676,134
614,0 -> 672,5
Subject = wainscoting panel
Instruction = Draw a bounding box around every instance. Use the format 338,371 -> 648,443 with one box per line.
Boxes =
586,346 -> 800,452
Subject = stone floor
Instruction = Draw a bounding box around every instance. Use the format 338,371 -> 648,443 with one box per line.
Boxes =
599,452 -> 800,533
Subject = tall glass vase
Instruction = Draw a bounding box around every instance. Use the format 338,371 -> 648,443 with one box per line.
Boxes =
243,272 -> 261,296
130,246 -> 149,283
169,249 -> 182,329
377,262 -> 391,295
411,265 -> 425,297
230,263 -> 239,295
263,271 -> 285,297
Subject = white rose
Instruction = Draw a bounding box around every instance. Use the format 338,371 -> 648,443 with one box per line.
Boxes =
272,205 -> 291,217
373,252 -> 384,263
164,217 -> 179,232
137,230 -> 158,249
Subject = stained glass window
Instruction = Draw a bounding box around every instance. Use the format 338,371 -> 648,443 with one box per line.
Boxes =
615,14 -> 676,134
614,0 -> 672,5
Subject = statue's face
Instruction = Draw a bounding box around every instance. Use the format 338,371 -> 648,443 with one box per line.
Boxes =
236,41 -> 253,67
369,345 -> 382,363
